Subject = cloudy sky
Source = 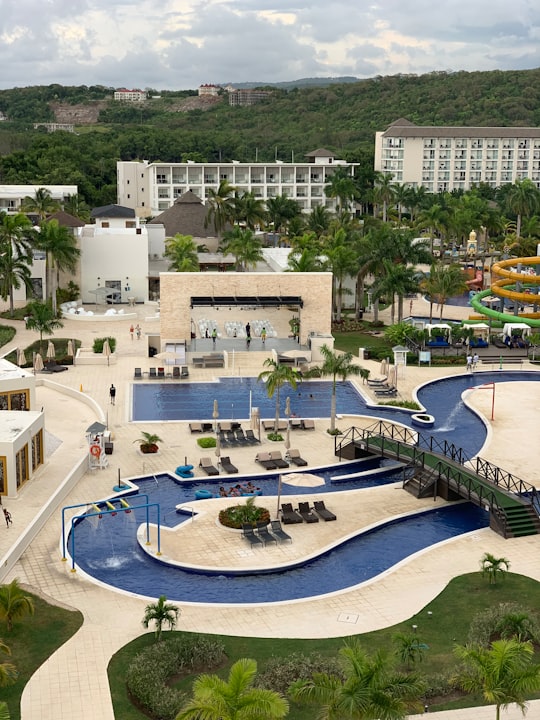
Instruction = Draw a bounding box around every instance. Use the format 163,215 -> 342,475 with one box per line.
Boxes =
1,0 -> 539,90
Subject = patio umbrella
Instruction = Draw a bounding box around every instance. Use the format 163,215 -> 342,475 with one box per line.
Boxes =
213,399 -> 219,432
67,339 -> 74,357
47,341 -> 56,360
17,347 -> 26,367
154,350 -> 180,363
33,353 -> 44,373
103,339 -> 111,366
282,472 -> 325,488
380,357 -> 389,376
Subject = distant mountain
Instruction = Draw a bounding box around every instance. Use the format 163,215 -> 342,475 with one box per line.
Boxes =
220,77 -> 360,90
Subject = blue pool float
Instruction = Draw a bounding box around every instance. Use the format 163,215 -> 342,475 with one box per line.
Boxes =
176,464 -> 194,478
195,489 -> 214,500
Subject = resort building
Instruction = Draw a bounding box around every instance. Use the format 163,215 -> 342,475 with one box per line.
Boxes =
113,89 -> 146,102
375,118 -> 540,192
117,151 -> 360,217
228,88 -> 272,106
0,184 -> 78,215
198,84 -> 221,97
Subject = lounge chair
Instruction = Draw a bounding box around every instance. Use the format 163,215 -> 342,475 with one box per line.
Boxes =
366,376 -> 388,386
245,429 -> 260,444
270,520 -> 292,543
255,521 -> 277,546
280,503 -> 303,524
290,418 -> 302,430
148,367 -> 157,379
220,456 -> 239,474
288,449 -> 308,467
242,523 -> 263,547
219,421 -> 232,432
225,430 -> 237,444
180,365 -> 189,378
189,422 -> 203,433
157,367 -> 165,378
269,451 -> 289,469
199,457 -> 220,476
172,366 -> 181,379
374,386 -> 397,396
277,420 -> 288,431
297,501 -> 319,523
255,452 -> 278,470
314,500 -> 337,521
235,428 -> 247,444
302,419 -> 315,430
262,420 -> 275,431
134,367 -> 143,379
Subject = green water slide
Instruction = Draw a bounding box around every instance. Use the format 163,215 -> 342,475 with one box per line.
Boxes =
469,289 -> 540,327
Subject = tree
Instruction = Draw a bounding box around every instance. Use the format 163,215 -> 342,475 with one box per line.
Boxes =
164,234 -> 199,272
0,639 -> 17,688
24,300 -> 64,355
266,194 -> 301,237
290,638 -> 425,720
220,227 -> 263,271
177,657 -> 288,720
0,579 -> 35,632
314,345 -> 366,433
258,359 -> 301,433
0,211 -> 35,317
322,224 -> 359,322
505,179 -> 540,239
62,193 -> 90,221
454,639 -> 540,720
20,187 -> 59,222
372,172 -> 396,222
372,261 -> 420,324
420,263 -> 467,321
306,205 -> 331,237
205,179 -> 236,236
481,552 -> 510,585
286,247 -> 325,272
393,632 -> 426,669
141,595 -> 179,641
35,219 -> 80,314
233,191 -> 267,230
325,166 -> 357,212
0,701 -> 10,720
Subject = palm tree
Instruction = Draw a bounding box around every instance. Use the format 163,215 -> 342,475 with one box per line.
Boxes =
393,632 -> 426,669
454,639 -> 540,720
0,212 -> 34,317
372,172 -> 396,222
315,345 -> 366,433
266,195 -> 300,238
416,203 -> 448,257
0,639 -> 17,687
481,553 -> 510,585
505,178 -> 540,238
372,261 -> 420,324
205,179 -> 236,235
220,227 -> 263,271
141,595 -> 179,641
36,219 -> 80,314
325,167 -> 357,212
306,205 -> 332,237
286,248 -> 325,272
420,263 -> 467,321
0,579 -> 35,632
177,657 -> 288,720
25,300 -> 64,355
322,224 -> 359,322
20,187 -> 59,222
0,701 -> 10,720
164,234 -> 199,271
290,638 -> 425,720
235,191 -> 267,230
62,193 -> 90,221
258,359 -> 301,432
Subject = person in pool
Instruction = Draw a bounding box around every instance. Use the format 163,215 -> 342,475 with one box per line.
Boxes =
219,487 -> 227,497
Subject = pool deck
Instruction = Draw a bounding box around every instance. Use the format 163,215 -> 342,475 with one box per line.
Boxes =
1,297 -> 540,719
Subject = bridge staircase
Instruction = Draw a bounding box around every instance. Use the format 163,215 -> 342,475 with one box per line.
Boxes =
335,421 -> 540,539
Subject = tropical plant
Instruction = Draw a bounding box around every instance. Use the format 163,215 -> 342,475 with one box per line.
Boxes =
266,194 -> 301,237
310,345 -> 366,432
133,431 -> 163,454
35,219 -> 80,314
420,263 -> 467,321
325,166 -> 357,212
454,639 -> 540,720
371,261 -> 420,324
0,701 -> 9,719
219,496 -> 270,529
142,595 -> 180,641
20,187 -> 59,222
322,224 -> 359,322
306,205 -> 331,237
0,639 -> 17,688
286,247 -> 325,273
393,632 -> 426,669
372,172 -> 396,222
258,359 -> 301,432
0,579 -> 35,632
219,227 -> 264,271
504,178 -> 540,238
0,211 -> 34,317
232,191 -> 267,230
290,638 -> 425,720
205,179 -> 235,235
24,300 -> 64,354
164,233 -> 199,272
481,552 -> 510,585
176,657 -> 289,720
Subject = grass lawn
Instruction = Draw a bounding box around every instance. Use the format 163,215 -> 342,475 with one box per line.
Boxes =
108,572 -> 540,719
1,591 -> 83,720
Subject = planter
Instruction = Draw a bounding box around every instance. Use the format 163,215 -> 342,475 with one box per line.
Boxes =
411,413 -> 435,429
137,445 -> 160,455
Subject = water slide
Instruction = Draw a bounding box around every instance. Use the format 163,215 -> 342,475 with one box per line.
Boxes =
469,256 -> 540,328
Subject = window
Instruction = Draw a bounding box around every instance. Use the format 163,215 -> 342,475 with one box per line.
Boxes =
126,221 -> 136,228
102,221 -> 109,228
32,430 -> 43,471
15,445 -> 28,489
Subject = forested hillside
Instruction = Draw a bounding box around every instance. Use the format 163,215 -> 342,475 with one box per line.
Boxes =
0,68 -> 538,208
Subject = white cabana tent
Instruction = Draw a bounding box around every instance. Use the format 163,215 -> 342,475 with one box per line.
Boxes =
502,323 -> 531,339
463,322 -> 490,340
425,323 -> 452,342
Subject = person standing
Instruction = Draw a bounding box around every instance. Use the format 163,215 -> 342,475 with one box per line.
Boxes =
466,353 -> 473,372
129,324 -> 134,340
245,322 -> 251,339
211,328 -> 217,345
3,508 -> 12,528
135,324 -> 141,340
109,384 -> 116,405
472,352 -> 479,371
261,327 -> 267,344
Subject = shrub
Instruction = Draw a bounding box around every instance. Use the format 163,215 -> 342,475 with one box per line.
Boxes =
380,400 -> 422,410
267,432 -> 283,442
93,336 -> 116,353
219,497 -> 270,529
197,436 -> 217,448
126,635 -> 225,719
467,603 -> 540,647
423,670 -> 458,699
256,652 -> 344,695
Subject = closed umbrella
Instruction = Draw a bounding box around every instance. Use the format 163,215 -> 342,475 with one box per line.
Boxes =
213,399 -> 219,432
47,341 -> 56,360
103,339 -> 111,366
17,348 -> 26,367
34,353 -> 44,373
285,396 -> 291,451
67,340 -> 74,357
215,431 -> 221,462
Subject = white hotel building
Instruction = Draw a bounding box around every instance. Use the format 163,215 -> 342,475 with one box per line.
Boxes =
375,118 -> 540,193
117,150 -> 359,217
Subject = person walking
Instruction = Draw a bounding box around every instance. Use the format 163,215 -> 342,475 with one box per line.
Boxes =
245,322 -> 251,339
129,324 -> 134,340
466,353 -> 473,372
472,352 -> 479,371
135,324 -> 141,340
261,327 -> 267,344
109,384 -> 116,405
3,508 -> 12,528
211,328 -> 217,345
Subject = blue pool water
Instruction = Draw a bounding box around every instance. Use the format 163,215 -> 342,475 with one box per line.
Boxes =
70,488 -> 488,603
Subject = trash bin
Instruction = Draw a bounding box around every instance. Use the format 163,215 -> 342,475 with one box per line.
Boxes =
105,442 -> 114,455
364,350 -> 370,360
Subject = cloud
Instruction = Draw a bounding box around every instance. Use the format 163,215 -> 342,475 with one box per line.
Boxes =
0,0 -> 538,89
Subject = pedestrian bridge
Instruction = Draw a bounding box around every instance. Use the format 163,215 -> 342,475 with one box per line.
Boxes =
335,420 -> 540,539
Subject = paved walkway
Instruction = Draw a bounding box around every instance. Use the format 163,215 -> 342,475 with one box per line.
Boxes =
0,298 -> 539,719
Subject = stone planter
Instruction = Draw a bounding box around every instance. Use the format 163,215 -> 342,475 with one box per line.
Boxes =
411,413 -> 435,429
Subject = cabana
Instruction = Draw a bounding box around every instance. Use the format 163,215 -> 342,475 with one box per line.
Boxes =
425,323 -> 452,347
463,322 -> 490,348
502,323 -> 531,349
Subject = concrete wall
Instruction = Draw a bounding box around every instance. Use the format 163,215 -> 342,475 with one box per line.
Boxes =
159,272 -> 333,346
